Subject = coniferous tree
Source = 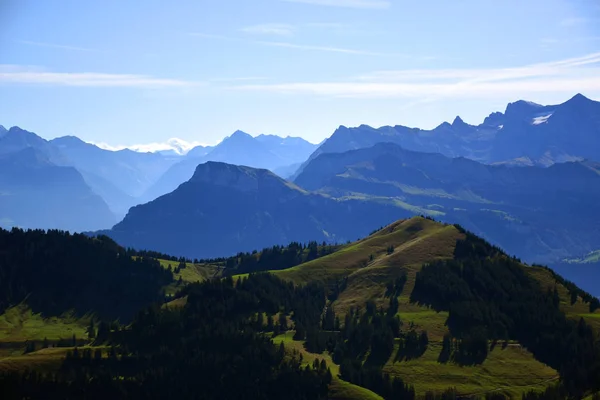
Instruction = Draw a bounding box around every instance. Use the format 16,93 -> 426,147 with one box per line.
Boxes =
87,319 -> 95,339
279,313 -> 288,331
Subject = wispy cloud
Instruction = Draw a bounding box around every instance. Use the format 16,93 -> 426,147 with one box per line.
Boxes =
90,138 -> 210,155
256,40 -> 389,55
17,40 -> 98,53
208,76 -> 268,83
282,0 -> 390,9
240,23 -> 295,36
232,52 -> 600,100
0,65 -> 198,88
190,32 -> 395,56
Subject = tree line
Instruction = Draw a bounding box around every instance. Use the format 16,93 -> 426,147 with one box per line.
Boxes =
0,228 -> 172,322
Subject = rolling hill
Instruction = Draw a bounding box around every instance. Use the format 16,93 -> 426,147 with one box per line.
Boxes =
269,217 -> 600,397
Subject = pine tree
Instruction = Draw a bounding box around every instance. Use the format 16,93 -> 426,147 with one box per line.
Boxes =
419,331 -> 429,351
87,319 -> 96,339
279,312 -> 288,331
552,286 -> 560,308
257,312 -> 264,329
294,323 -> 306,340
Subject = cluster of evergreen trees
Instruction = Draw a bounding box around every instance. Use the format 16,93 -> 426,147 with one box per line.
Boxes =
532,263 -> 600,312
0,228 -> 172,321
411,231 -> 600,397
0,273 -> 332,399
334,303 -> 416,399
126,240 -> 340,278
222,241 -> 339,275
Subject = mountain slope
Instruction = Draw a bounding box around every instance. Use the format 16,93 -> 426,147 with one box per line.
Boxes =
270,217 -> 600,397
0,148 -> 116,231
294,142 -> 600,265
107,162 -> 414,258
255,134 -> 317,164
294,94 -> 599,178
0,127 -> 68,165
143,131 -> 320,202
51,135 -> 179,199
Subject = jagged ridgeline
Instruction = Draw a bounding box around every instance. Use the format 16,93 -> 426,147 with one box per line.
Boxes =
1,217 -> 600,399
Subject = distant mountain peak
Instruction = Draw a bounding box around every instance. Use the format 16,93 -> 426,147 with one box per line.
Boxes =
483,111 -> 505,127
189,161 -> 283,193
452,116 -> 469,127
563,93 -> 595,107
436,121 -> 452,130
52,135 -> 88,146
569,93 -> 590,102
230,130 -> 253,139
504,100 -> 544,119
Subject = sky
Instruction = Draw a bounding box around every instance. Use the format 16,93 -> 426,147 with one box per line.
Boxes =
0,0 -> 599,150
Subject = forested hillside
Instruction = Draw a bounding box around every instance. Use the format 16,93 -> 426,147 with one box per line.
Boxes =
0,228 -> 172,322
1,218 -> 599,399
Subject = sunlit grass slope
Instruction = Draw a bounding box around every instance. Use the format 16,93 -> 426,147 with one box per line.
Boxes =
273,332 -> 383,400
274,217 -> 461,285
383,341 -> 557,397
271,217 -> 561,396
0,304 -> 89,343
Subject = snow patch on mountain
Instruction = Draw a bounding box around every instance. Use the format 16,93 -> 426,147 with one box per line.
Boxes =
532,113 -> 553,125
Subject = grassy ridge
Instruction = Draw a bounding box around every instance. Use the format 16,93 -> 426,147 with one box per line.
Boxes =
275,218 -> 459,285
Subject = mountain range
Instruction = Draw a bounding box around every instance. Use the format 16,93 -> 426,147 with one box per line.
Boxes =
0,126 -> 316,229
1,94 -> 599,272
294,93 -> 599,178
140,130 -> 318,202
104,144 -> 600,266
0,147 -> 115,231
294,142 -> 600,265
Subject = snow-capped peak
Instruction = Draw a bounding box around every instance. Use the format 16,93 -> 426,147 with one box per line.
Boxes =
91,137 -> 209,155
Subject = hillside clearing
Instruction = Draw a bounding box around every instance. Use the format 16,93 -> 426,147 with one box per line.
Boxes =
0,304 -> 89,343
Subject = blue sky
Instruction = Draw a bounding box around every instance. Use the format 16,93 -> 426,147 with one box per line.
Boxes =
0,0 -> 599,150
